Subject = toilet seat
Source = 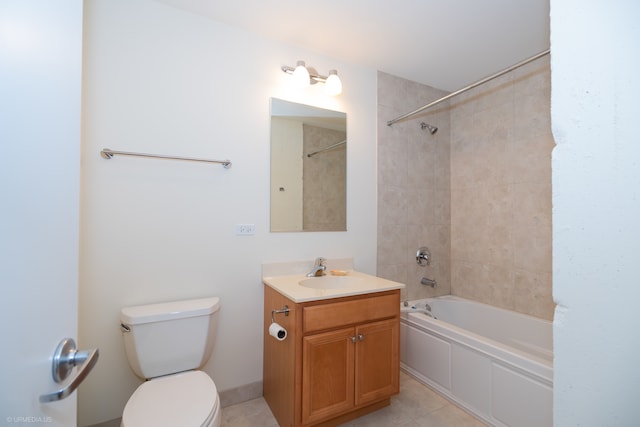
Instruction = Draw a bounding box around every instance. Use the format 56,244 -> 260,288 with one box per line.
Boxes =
122,371 -> 219,427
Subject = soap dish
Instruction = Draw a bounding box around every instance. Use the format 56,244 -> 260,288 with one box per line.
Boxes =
330,269 -> 349,276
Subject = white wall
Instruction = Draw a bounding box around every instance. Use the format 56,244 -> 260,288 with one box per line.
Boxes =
79,1 -> 377,424
551,0 -> 640,425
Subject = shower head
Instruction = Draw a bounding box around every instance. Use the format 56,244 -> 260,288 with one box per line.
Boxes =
421,122 -> 438,135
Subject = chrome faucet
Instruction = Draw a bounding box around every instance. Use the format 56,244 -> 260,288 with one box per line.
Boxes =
421,277 -> 437,288
306,257 -> 327,277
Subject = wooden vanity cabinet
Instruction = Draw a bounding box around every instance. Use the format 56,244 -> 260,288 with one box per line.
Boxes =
264,286 -> 400,427
301,326 -> 355,424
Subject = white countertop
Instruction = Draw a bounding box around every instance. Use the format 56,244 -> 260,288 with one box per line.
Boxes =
263,270 -> 405,303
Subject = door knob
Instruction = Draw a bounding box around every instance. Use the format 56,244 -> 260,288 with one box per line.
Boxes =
40,338 -> 99,403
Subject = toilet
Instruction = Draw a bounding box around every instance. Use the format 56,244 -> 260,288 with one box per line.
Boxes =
119,297 -> 222,427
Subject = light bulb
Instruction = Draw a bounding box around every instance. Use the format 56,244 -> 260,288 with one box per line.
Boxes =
324,70 -> 342,96
291,60 -> 310,89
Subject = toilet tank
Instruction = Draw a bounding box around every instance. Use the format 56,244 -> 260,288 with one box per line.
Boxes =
120,297 -> 221,379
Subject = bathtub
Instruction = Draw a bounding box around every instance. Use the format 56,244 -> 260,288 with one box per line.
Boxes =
400,295 -> 552,427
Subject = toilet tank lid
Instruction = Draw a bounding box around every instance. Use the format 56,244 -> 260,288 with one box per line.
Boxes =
121,297 -> 221,325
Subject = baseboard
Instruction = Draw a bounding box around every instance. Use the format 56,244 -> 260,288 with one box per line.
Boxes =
219,380 -> 263,407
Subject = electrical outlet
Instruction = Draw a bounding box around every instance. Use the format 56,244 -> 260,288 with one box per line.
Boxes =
235,224 -> 255,235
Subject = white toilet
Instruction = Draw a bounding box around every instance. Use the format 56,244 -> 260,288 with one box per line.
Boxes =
119,297 -> 222,427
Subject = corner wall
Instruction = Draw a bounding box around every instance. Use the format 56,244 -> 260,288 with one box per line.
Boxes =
551,0 -> 640,424
79,1 -> 377,425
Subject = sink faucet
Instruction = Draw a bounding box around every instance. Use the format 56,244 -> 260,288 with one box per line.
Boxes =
306,257 -> 327,277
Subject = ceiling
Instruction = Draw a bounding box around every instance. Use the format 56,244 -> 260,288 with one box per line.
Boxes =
154,0 -> 549,92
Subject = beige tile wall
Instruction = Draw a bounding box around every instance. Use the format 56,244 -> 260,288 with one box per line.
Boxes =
450,56 -> 554,320
377,72 -> 452,302
303,124 -> 347,231
377,56 -> 554,320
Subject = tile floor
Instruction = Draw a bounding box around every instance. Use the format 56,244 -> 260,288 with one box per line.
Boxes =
221,371 -> 487,427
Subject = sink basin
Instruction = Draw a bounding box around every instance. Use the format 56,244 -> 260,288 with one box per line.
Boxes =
299,275 -> 364,289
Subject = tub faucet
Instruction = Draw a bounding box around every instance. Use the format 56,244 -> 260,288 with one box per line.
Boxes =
421,277 -> 437,288
306,257 -> 327,277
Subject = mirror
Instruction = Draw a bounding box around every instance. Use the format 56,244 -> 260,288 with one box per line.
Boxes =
270,98 -> 347,232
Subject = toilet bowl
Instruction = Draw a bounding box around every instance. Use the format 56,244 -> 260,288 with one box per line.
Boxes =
121,371 -> 220,427
119,297 -> 222,427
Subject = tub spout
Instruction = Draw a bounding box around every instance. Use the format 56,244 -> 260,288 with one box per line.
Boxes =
421,277 -> 437,288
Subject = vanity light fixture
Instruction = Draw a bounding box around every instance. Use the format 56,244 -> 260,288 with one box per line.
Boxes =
324,70 -> 343,96
291,60 -> 310,89
281,60 -> 343,96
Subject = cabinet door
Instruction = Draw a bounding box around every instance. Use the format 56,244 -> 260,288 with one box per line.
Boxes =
355,318 -> 400,406
302,327 -> 355,425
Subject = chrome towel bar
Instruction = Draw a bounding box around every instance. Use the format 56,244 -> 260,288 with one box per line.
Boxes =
100,148 -> 232,169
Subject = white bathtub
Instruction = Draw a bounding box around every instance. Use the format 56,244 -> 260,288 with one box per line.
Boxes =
400,295 -> 553,427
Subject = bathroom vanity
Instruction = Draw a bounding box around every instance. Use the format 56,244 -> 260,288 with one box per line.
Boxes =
262,270 -> 404,427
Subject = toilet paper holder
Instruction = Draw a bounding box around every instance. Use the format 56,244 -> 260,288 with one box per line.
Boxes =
271,305 -> 289,324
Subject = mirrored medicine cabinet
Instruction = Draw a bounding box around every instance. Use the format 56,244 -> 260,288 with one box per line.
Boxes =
270,98 -> 347,232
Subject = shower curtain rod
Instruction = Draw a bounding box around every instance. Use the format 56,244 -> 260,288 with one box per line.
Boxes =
387,49 -> 550,126
306,139 -> 346,158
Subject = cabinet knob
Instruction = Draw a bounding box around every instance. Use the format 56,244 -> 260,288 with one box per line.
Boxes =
358,334 -> 364,341
351,336 -> 357,343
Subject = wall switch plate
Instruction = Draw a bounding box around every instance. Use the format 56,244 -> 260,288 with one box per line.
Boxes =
235,224 -> 255,235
